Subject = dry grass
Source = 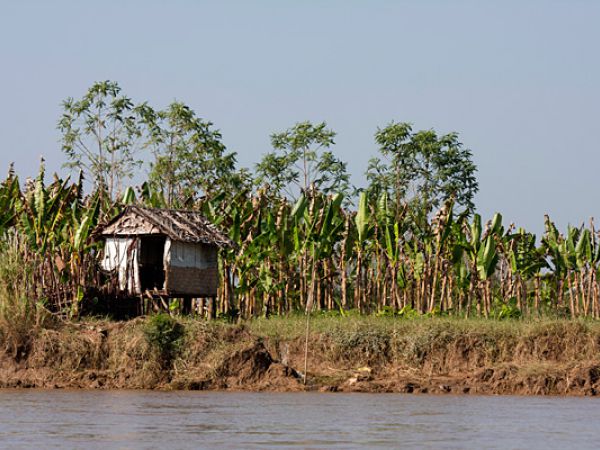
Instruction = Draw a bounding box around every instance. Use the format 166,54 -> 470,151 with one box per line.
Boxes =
245,314 -> 600,370
0,241 -> 54,360
2,296 -> 600,393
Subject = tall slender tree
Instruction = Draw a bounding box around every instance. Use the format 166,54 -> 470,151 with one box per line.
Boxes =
256,121 -> 352,200
368,122 -> 478,224
147,102 -> 244,207
58,80 -> 154,199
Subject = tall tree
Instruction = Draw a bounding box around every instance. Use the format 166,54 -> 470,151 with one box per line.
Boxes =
255,121 -> 351,199
147,101 -> 243,206
58,80 -> 153,199
367,122 -> 478,221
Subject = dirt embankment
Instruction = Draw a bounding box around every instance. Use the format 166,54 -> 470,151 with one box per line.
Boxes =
2,318 -> 600,395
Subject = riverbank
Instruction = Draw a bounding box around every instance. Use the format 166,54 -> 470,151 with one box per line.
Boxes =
1,315 -> 600,395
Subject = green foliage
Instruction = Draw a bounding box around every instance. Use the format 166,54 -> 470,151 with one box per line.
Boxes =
143,314 -> 185,362
255,121 -> 352,199
147,102 -> 243,206
425,306 -> 445,318
59,81 -> 246,206
375,306 -> 396,317
508,228 -> 546,277
355,191 -> 370,244
397,305 -> 419,319
368,122 -> 478,223
7,80 -> 600,323
477,235 -> 499,280
58,80 -> 153,199
494,298 -> 522,320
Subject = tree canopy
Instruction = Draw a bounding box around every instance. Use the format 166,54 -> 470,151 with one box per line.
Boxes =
367,122 -> 478,222
58,80 -> 154,200
147,102 -> 242,207
255,121 -> 352,199
58,81 -> 244,206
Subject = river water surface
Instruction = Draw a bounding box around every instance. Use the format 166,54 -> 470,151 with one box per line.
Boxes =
0,390 -> 599,449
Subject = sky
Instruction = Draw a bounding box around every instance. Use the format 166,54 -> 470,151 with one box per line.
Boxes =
0,0 -> 598,235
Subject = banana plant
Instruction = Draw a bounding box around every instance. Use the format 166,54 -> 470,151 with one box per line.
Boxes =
353,191 -> 373,311
0,172 -> 19,236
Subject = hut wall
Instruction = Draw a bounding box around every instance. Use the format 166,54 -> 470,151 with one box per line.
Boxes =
164,239 -> 218,296
100,237 -> 140,294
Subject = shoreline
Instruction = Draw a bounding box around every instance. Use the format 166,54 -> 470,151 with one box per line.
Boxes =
2,316 -> 600,396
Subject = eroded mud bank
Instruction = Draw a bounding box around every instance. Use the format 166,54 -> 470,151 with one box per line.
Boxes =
2,318 -> 600,395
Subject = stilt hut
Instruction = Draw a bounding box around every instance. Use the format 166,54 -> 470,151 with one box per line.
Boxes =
96,206 -> 233,310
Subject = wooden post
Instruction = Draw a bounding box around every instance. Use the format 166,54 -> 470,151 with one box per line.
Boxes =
199,297 -> 206,318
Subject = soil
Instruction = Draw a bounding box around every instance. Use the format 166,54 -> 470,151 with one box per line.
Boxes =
1,319 -> 600,395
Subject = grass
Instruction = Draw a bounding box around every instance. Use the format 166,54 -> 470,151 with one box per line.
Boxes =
245,312 -> 600,340
1,303 -> 600,391
242,313 -> 600,368
0,240 -> 53,360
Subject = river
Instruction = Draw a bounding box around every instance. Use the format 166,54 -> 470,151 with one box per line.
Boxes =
0,390 -> 598,449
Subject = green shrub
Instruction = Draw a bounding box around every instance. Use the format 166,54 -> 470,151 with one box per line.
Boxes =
397,305 -> 419,319
494,297 -> 522,320
143,313 -> 184,364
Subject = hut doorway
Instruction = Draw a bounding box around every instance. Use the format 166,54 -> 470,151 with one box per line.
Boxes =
139,236 -> 166,291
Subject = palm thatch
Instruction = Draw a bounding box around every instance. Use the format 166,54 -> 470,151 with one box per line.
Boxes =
97,206 -> 233,248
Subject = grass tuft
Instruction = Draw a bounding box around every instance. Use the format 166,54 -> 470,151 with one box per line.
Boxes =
0,238 -> 53,360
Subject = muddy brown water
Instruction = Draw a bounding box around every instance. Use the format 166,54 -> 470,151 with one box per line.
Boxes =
0,391 -> 599,449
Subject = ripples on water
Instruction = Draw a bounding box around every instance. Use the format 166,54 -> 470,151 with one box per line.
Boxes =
0,390 -> 599,449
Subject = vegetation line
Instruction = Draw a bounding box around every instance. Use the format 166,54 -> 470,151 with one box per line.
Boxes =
0,80 -> 595,323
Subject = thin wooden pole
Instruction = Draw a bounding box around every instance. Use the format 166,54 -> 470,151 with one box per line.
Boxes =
303,262 -> 316,386
303,312 -> 310,385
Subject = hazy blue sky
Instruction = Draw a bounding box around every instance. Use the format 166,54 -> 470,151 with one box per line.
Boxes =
1,1 -> 598,234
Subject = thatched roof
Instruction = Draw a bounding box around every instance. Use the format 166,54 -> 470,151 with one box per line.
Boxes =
97,206 -> 234,248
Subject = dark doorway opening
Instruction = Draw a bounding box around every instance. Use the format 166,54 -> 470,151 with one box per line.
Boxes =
139,236 -> 166,291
